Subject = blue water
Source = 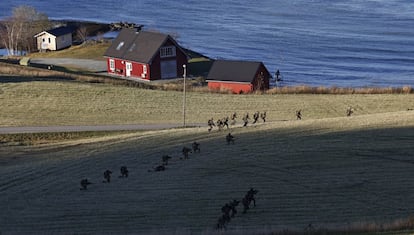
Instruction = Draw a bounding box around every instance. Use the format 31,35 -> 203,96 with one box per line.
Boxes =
1,0 -> 414,87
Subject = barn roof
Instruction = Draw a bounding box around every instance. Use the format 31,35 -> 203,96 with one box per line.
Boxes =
104,28 -> 180,63
34,26 -> 74,37
206,60 -> 265,83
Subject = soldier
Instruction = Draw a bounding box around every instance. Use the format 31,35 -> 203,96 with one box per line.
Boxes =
230,112 -> 237,125
182,146 -> 192,159
103,169 -> 112,183
259,111 -> 266,123
216,119 -> 224,131
275,69 -> 281,81
208,118 -> 215,132
80,178 -> 92,190
192,141 -> 200,153
222,117 -> 229,129
242,188 -> 259,213
296,110 -> 302,120
229,199 -> 240,218
149,165 -> 166,172
216,214 -> 229,230
120,166 -> 129,178
221,203 -> 232,222
252,111 -> 260,124
162,155 -> 172,165
346,106 -> 354,117
242,113 -> 250,127
226,133 -> 235,145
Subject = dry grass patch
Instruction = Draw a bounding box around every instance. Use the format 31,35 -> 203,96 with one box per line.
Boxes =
267,85 -> 413,94
0,80 -> 413,127
28,41 -> 111,60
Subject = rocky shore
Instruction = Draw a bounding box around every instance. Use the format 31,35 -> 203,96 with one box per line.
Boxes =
51,19 -> 112,36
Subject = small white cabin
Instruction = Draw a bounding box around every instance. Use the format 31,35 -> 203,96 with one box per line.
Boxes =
34,26 -> 74,51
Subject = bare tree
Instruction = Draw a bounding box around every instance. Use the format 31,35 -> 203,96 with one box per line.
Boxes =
0,5 -> 50,55
76,25 -> 88,45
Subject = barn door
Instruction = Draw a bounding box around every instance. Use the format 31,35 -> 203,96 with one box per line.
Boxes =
126,62 -> 132,77
160,60 -> 177,79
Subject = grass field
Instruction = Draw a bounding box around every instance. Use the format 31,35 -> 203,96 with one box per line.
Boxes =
0,110 -> 414,234
0,79 -> 412,127
28,41 -> 110,60
1,76 -> 414,234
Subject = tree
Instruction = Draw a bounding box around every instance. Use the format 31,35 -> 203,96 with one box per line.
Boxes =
76,25 -> 88,45
0,5 -> 50,55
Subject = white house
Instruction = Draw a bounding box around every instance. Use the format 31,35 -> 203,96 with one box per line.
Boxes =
34,26 -> 74,51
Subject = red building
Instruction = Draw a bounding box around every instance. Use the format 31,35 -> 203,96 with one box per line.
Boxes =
206,60 -> 271,94
104,28 -> 188,80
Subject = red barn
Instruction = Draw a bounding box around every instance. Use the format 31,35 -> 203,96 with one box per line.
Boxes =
206,60 -> 271,94
104,28 -> 188,80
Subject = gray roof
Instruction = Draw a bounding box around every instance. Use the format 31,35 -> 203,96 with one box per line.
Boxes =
46,26 -> 74,36
206,60 -> 264,83
34,26 -> 74,37
104,28 -> 175,63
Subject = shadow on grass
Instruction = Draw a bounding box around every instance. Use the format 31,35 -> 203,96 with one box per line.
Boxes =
0,74 -> 74,83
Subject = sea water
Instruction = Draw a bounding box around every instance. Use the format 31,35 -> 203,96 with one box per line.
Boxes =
1,0 -> 413,87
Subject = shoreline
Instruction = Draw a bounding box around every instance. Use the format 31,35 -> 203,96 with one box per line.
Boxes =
50,19 -> 112,36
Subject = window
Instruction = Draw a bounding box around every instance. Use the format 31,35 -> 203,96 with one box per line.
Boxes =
128,43 -> 136,52
48,38 -> 51,43
116,42 -> 125,50
160,46 -> 176,58
109,59 -> 115,71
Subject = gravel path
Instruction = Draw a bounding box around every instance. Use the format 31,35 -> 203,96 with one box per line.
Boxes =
30,58 -> 107,73
0,124 -> 205,134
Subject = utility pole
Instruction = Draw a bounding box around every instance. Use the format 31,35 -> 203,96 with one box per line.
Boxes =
182,64 -> 187,127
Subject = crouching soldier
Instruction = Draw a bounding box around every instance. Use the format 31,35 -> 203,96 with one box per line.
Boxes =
80,178 -> 92,190
103,169 -> 112,183
182,146 -> 192,159
150,165 -> 166,172
162,155 -> 172,165
226,133 -> 235,145
120,166 -> 129,178
192,141 -> 200,153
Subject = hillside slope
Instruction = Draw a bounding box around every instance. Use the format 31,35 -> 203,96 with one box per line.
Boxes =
0,111 -> 414,234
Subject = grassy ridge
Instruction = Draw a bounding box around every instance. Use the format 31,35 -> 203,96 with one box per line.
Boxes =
0,80 -> 413,127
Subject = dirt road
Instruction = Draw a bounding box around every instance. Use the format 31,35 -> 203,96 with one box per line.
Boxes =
30,58 -> 107,73
0,123 -> 204,134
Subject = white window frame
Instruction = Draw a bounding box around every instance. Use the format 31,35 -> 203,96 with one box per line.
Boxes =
109,59 -> 115,71
160,46 -> 176,58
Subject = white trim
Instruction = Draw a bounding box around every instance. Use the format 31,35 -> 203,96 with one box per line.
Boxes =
109,59 -> 115,71
160,46 -> 176,58
126,62 -> 132,77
